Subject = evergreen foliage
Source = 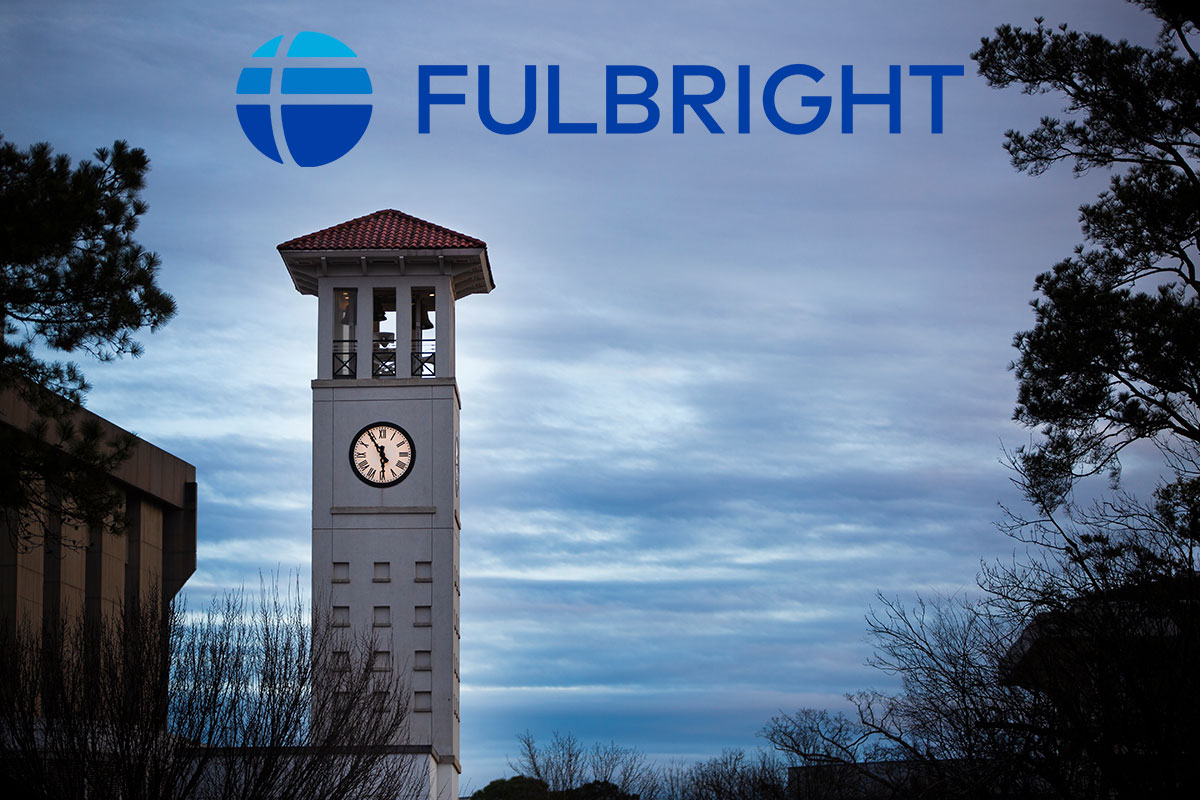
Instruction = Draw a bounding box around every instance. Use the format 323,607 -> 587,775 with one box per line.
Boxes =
0,134 -> 176,547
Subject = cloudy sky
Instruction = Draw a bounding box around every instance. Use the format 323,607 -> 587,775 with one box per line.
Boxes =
1,0 -> 1160,789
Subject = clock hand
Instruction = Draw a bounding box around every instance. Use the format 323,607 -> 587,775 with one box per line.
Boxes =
365,430 -> 389,473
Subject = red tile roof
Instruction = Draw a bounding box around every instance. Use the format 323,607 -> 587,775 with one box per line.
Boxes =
277,209 -> 486,251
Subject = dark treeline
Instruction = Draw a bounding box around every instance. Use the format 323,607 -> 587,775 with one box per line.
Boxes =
473,732 -> 788,800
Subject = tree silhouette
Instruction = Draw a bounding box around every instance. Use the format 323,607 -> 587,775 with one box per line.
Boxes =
0,580 -> 420,800
1,134 -> 176,548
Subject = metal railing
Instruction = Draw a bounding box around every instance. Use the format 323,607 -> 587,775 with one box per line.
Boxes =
333,340 -> 356,379
334,338 -> 437,378
411,338 -> 436,378
372,350 -> 397,377
372,336 -> 397,377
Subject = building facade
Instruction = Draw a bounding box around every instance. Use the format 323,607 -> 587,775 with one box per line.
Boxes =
278,209 -> 494,800
0,385 -> 197,645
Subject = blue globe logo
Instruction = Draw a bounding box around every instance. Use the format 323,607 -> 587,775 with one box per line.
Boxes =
236,32 -> 372,167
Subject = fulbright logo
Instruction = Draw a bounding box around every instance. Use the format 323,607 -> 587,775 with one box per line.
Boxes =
235,32 -> 372,167
235,32 -> 965,167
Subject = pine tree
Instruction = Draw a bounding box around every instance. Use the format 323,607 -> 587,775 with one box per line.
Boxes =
1,134 -> 176,547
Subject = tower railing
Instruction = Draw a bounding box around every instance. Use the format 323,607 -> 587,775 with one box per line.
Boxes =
411,338 -> 436,378
335,338 -> 437,378
333,339 -> 356,379
372,336 -> 397,377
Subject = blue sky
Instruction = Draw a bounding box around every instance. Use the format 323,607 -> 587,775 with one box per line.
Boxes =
0,0 -> 1161,789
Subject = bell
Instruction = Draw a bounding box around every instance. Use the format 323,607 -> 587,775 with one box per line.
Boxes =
411,294 -> 435,330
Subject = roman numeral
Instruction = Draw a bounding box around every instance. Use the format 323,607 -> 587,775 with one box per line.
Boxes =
357,460 -> 370,471
366,467 -> 376,480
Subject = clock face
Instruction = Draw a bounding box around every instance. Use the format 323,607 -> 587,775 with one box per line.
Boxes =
349,422 -> 415,487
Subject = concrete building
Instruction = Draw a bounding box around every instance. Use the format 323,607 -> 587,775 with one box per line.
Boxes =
0,385 -> 197,645
277,209 -> 495,800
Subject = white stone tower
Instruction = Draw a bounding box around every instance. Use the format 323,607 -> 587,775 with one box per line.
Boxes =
278,209 -> 494,800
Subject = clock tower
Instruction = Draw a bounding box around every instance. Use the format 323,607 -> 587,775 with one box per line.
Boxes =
278,209 -> 494,800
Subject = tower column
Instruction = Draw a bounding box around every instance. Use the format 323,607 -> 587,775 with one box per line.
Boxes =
355,287 -> 374,379
316,285 -> 334,381
434,277 -> 455,379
